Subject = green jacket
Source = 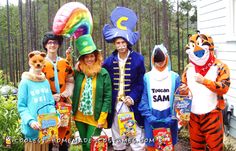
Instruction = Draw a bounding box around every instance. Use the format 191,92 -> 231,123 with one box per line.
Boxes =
72,68 -> 112,121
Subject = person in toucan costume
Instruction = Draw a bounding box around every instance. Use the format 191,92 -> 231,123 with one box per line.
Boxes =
138,44 -> 180,151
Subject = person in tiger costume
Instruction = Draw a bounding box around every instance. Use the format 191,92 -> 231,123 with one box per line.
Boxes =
42,31 -> 74,151
179,33 -> 230,151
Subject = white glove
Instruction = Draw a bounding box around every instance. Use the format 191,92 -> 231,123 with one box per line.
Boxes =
123,96 -> 134,106
195,73 -> 205,84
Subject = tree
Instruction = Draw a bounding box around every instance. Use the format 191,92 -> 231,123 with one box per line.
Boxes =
180,0 -> 192,42
18,0 -> 25,74
7,0 -> 11,82
0,0 -> 197,84
157,0 -> 161,44
0,39 -> 3,70
26,0 -> 31,53
137,0 -> 142,54
177,0 -> 180,74
47,0 -> 50,31
162,0 -> 169,50
0,8 -> 4,74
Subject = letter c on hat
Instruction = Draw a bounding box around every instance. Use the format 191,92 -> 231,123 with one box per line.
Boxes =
116,17 -> 128,30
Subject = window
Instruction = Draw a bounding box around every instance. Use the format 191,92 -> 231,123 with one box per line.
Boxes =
227,0 -> 236,41
233,0 -> 236,34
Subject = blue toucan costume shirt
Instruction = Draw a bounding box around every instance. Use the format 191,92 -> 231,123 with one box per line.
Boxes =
138,67 -> 180,147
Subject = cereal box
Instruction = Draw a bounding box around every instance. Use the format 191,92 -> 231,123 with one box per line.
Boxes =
38,113 -> 59,143
90,135 -> 108,151
56,102 -> 71,128
117,112 -> 136,137
174,96 -> 192,122
153,128 -> 173,151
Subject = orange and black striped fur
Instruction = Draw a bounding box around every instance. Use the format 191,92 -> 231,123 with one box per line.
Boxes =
182,33 -> 230,151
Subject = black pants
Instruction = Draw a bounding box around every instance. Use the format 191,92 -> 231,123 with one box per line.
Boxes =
49,142 -> 68,151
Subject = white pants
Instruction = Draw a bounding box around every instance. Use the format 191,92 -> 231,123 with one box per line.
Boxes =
111,102 -> 145,151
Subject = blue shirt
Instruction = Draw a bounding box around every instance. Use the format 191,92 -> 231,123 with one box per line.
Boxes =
103,50 -> 145,127
18,77 -> 56,140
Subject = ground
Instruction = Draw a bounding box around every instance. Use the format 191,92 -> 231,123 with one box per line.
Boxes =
224,135 -> 236,150
69,128 -> 236,151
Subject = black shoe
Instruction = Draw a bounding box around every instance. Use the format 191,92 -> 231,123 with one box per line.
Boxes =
59,141 -> 69,151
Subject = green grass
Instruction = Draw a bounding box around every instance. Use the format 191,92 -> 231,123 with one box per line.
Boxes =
69,144 -> 82,151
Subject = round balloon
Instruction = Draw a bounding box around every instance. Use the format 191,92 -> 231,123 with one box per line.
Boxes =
52,2 -> 93,39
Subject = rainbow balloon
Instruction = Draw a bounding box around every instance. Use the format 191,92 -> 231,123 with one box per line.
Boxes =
52,2 -> 93,39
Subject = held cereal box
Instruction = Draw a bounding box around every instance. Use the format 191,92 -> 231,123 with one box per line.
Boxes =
90,135 -> 108,151
174,96 -> 192,122
56,102 -> 71,127
38,113 -> 59,143
153,128 -> 173,151
117,112 -> 136,137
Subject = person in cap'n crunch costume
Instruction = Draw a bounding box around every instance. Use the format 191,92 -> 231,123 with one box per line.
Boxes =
179,33 -> 230,151
103,6 -> 146,151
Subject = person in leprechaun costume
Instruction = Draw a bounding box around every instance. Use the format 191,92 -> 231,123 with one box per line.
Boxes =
72,34 -> 112,151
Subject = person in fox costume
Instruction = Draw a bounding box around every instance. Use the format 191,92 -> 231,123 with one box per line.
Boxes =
179,33 -> 230,151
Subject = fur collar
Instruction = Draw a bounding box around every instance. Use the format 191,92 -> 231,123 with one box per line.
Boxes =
22,71 -> 46,82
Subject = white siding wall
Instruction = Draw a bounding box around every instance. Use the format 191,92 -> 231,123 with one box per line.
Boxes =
198,0 -> 236,116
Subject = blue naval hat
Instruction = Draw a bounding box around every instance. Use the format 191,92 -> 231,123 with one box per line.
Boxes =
103,7 -> 140,46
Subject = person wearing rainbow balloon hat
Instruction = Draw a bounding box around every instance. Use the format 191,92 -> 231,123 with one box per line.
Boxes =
103,6 -> 146,151
72,34 -> 112,151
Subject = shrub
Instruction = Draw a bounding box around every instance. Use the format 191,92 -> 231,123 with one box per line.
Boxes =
0,95 -> 23,151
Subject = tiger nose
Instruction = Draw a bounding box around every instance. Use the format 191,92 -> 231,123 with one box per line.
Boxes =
194,49 -> 205,58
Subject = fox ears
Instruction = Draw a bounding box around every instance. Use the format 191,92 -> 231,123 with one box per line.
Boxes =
28,51 -> 46,59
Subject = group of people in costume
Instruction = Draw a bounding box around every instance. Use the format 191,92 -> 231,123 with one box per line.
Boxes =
17,3 -> 230,151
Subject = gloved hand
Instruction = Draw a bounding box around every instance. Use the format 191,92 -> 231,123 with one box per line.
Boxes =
195,73 -> 205,84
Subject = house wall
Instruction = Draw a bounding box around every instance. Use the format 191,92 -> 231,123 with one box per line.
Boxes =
197,0 -> 236,137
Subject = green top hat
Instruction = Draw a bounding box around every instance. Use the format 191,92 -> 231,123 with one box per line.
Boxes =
76,34 -> 99,59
